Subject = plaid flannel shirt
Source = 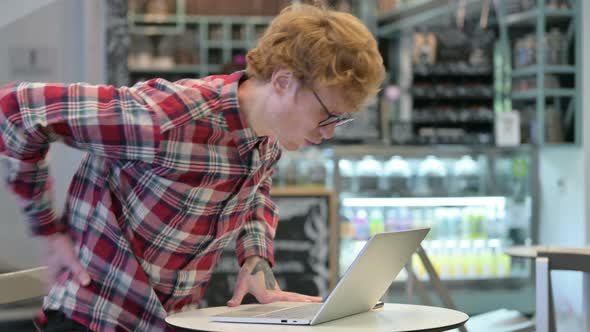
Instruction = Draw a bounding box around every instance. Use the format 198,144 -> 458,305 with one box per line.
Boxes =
0,71 -> 281,331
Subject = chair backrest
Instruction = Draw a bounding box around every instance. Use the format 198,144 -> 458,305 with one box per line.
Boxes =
535,247 -> 590,332
538,248 -> 590,273
0,266 -> 47,305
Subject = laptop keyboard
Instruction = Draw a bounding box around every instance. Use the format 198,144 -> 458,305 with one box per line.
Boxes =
261,303 -> 323,319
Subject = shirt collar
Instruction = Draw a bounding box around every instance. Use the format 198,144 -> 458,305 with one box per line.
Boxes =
219,71 -> 265,157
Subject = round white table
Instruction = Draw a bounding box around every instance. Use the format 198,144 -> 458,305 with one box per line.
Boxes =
166,303 -> 469,332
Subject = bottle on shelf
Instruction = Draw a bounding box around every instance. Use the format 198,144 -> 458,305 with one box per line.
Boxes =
448,208 -> 462,239
495,205 -> 508,241
424,208 -> 437,240
339,208 -> 356,275
385,208 -> 398,232
493,238 -> 513,277
411,208 -> 425,232
481,244 -> 495,277
493,244 -> 511,277
485,205 -> 508,241
436,208 -> 450,240
340,208 -> 355,241
352,208 -> 370,241
438,244 -> 451,278
428,240 -> 443,277
446,240 -> 463,278
472,239 -> 486,277
462,240 -> 477,277
399,207 -> 413,231
462,207 -> 486,240
368,208 -> 386,236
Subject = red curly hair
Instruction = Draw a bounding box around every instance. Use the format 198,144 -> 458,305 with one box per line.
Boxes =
246,4 -> 385,112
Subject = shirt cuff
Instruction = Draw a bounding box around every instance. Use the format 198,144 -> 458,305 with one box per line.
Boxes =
28,208 -> 62,236
236,220 -> 274,267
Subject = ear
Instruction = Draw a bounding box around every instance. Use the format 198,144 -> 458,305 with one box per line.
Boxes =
270,69 -> 296,96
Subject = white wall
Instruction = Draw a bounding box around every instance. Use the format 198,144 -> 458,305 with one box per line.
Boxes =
538,0 -> 590,330
582,0 -> 590,330
0,0 -> 58,29
0,0 -> 105,271
538,147 -> 585,328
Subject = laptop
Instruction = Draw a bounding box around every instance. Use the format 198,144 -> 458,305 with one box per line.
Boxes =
209,228 -> 429,325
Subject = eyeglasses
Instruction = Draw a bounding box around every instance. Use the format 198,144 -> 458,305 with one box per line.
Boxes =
312,91 -> 354,127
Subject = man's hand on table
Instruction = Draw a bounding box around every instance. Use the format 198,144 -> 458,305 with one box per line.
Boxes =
227,255 -> 322,307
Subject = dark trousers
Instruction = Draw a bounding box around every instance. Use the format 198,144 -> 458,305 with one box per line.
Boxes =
42,310 -> 91,332
41,310 -> 195,332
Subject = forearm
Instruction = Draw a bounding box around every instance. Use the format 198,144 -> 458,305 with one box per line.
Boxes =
2,156 -> 59,235
236,221 -> 275,266
236,176 -> 278,266
236,146 -> 282,266
1,83 -> 55,234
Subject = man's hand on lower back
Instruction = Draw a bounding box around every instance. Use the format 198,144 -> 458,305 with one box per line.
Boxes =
39,233 -> 91,288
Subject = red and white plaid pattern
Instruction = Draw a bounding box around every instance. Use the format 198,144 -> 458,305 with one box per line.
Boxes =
0,71 -> 281,331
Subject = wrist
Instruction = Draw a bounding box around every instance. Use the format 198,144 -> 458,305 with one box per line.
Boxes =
244,255 -> 264,265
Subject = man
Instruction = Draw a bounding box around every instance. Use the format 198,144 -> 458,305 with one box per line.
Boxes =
0,3 -> 384,331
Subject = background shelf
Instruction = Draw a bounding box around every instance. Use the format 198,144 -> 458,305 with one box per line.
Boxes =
512,89 -> 576,100
505,8 -> 574,27
512,65 -> 576,78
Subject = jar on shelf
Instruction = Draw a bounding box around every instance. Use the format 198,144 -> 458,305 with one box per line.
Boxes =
545,28 -> 563,65
451,155 -> 481,196
304,147 -> 328,186
415,156 -> 448,196
129,35 -> 153,69
278,151 -> 298,186
356,156 -> 383,196
383,156 -> 412,197
338,159 -> 357,194
152,36 -> 176,69
175,32 -> 199,65
145,0 -> 174,17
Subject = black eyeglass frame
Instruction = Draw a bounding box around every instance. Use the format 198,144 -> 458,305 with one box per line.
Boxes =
312,91 -> 354,127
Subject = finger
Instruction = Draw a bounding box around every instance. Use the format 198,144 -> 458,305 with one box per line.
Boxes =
273,291 -> 323,303
44,265 -> 58,288
46,264 -> 71,290
69,261 -> 91,286
227,284 -> 248,307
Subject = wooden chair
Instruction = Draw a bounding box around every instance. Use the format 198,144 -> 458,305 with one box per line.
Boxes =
535,248 -> 590,332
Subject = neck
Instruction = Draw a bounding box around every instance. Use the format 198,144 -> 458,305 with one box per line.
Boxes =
237,77 -> 272,137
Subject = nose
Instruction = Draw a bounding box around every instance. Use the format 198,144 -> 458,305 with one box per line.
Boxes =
319,123 -> 336,139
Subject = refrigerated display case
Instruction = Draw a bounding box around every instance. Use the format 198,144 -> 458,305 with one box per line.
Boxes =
331,145 -> 536,315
